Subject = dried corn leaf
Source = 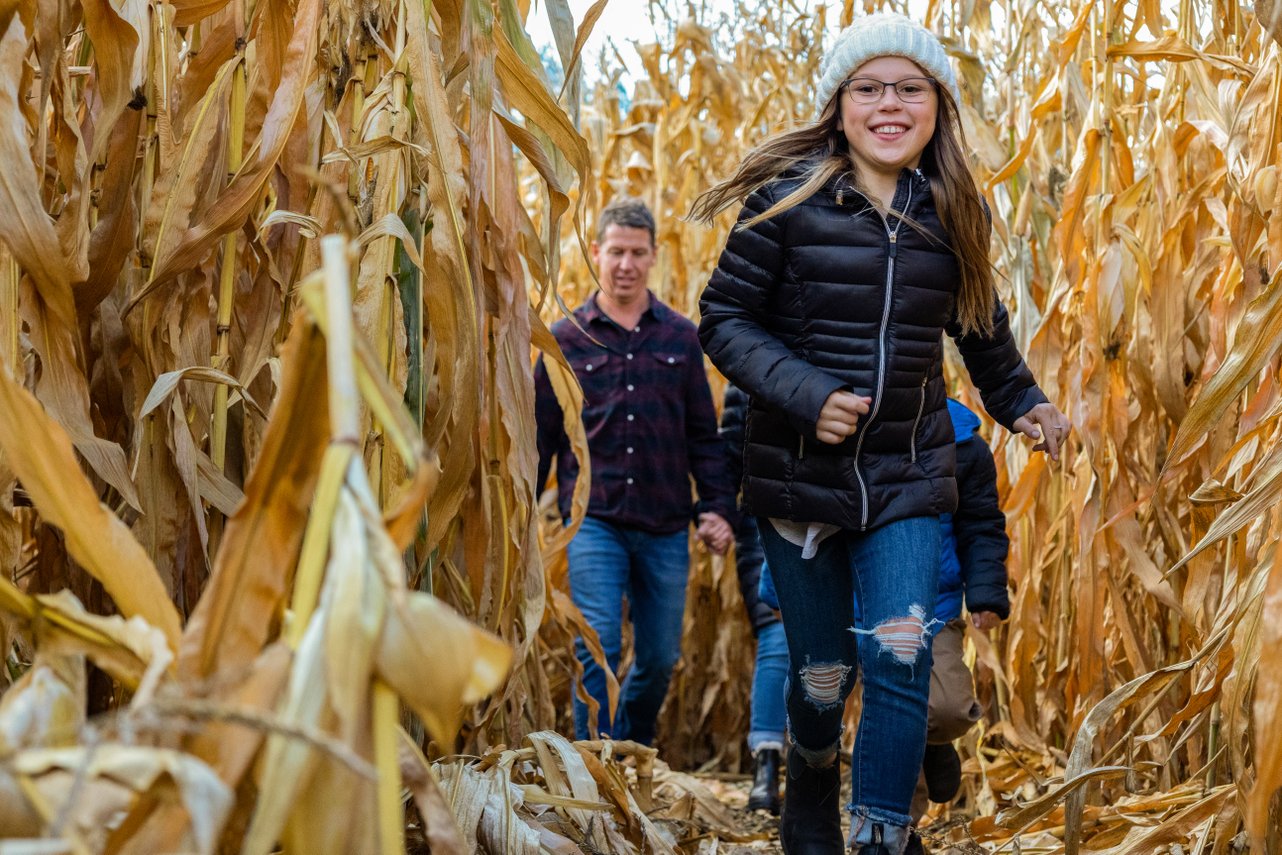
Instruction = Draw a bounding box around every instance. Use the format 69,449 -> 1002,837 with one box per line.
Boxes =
0,659 -> 82,752
11,746 -> 232,854
1166,269 -> 1282,470
0,365 -> 180,648
177,320 -> 330,680
1245,539 -> 1282,844
376,589 -> 512,747
0,16 -> 76,328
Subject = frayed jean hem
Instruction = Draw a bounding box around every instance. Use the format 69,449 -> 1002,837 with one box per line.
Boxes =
847,804 -> 913,854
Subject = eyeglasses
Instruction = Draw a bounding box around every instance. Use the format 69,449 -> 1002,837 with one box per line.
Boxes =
840,77 -> 937,104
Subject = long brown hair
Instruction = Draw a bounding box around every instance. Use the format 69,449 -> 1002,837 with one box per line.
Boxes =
691,81 -> 996,337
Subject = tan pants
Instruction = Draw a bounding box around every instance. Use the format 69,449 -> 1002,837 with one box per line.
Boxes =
909,619 -> 982,823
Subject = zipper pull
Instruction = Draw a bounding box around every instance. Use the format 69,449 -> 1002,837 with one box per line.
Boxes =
798,434 -> 806,459
888,230 -> 899,258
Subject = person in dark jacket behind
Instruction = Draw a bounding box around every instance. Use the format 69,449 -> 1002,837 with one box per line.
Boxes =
720,384 -> 789,814
691,12 -> 1070,855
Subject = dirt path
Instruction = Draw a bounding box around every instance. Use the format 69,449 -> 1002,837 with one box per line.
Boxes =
674,771 -> 981,854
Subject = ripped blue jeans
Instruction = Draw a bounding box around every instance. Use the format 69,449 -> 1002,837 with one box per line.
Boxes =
758,516 -> 941,854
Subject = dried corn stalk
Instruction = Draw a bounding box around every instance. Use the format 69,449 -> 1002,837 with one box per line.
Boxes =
0,0 -> 591,848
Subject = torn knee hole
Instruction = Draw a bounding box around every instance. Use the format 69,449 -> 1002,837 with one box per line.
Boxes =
799,662 -> 850,708
871,604 -> 931,664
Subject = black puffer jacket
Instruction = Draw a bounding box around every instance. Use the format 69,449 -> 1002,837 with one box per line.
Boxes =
698,169 -> 1047,531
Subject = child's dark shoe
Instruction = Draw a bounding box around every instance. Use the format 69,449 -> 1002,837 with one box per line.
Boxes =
922,743 -> 962,803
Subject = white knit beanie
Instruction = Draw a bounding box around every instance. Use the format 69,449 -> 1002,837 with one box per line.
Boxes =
815,13 -> 960,114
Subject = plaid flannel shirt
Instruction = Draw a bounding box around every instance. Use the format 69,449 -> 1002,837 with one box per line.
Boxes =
535,292 -> 736,534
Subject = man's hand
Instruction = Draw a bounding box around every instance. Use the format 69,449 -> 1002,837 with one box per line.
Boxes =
970,611 -> 1001,632
816,391 -> 872,445
1012,402 -> 1072,462
696,512 -> 733,555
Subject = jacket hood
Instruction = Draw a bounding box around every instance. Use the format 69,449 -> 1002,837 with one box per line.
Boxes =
947,398 -> 981,443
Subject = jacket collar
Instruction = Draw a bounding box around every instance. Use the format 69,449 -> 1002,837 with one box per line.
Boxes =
828,166 -> 930,201
581,290 -> 665,327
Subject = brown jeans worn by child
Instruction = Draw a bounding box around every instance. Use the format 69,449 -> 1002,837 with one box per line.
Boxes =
909,618 -> 983,823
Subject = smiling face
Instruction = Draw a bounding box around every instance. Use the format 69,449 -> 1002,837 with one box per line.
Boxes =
837,55 -> 939,183
590,224 -> 656,311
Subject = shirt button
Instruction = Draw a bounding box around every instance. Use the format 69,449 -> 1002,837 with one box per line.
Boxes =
627,447 -> 634,454
627,414 -> 635,421
585,364 -> 593,371
627,384 -> 634,392
667,357 -> 675,364
626,353 -> 634,360
633,326 -> 640,332
626,477 -> 634,485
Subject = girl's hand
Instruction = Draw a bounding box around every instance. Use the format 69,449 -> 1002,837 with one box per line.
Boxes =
816,391 -> 872,445
1012,402 -> 1072,461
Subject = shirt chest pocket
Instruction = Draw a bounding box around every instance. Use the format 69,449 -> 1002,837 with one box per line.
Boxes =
646,350 -> 688,411
570,350 -> 613,407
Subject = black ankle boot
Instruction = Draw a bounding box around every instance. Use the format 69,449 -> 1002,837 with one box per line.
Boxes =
779,746 -> 843,854
747,748 -> 781,814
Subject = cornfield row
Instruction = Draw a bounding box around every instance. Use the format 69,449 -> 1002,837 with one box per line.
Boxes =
546,0 -> 1282,850
0,0 -> 1279,850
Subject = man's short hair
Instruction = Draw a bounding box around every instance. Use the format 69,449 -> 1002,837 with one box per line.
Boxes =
597,196 -> 656,245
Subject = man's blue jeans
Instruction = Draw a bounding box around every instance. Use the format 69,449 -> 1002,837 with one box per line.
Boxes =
758,516 -> 941,854
749,620 -> 788,752
567,516 -> 690,745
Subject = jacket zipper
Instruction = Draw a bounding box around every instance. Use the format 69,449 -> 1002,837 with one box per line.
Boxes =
852,172 -> 917,529
910,376 -> 927,464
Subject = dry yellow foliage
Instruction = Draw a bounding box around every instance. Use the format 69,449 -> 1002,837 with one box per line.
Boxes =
0,0 -> 1278,851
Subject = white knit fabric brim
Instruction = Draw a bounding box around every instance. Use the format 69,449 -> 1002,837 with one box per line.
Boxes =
816,13 -> 960,114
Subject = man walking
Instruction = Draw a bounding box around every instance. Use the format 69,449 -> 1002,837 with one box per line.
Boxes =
535,196 -> 736,744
